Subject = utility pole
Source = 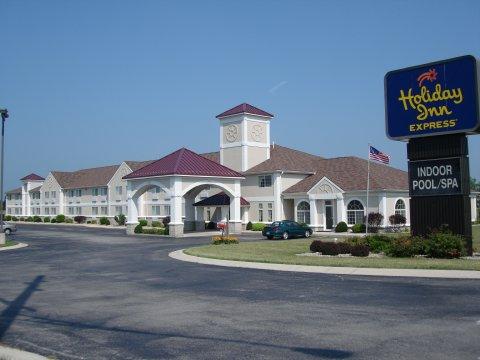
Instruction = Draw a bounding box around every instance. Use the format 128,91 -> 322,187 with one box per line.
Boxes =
0,109 -> 9,245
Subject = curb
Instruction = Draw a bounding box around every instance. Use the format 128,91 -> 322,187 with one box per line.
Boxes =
0,242 -> 28,252
0,344 -> 47,360
14,222 -> 125,230
169,249 -> 480,279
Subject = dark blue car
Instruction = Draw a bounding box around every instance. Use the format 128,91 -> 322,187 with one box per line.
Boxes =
262,220 -> 313,240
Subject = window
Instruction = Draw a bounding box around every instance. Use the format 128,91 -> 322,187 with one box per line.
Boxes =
115,186 -> 123,195
297,201 -> 310,224
6,195 -> 10,200
258,203 -> 264,222
7,208 -> 12,214
68,207 -> 74,215
115,206 -> 122,215
164,205 -> 171,216
45,208 -> 50,215
44,191 -> 49,199
259,175 -> 272,187
51,191 -> 56,198
151,187 -> 161,194
347,200 -> 364,225
152,205 -> 161,216
15,194 -> 21,200
101,206 -> 108,215
75,189 -> 82,197
267,203 -> 273,222
100,187 -> 108,196
206,208 -> 211,221
75,207 -> 82,215
92,207 -> 98,215
51,207 -> 56,215
92,188 -> 99,196
395,199 -> 406,218
68,190 -> 74,197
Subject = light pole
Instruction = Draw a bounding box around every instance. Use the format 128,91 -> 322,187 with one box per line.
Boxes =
0,108 -> 8,245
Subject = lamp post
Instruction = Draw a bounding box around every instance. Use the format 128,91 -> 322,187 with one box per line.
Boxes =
0,108 -> 8,245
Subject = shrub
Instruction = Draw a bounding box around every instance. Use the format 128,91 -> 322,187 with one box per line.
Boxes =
424,231 -> 466,259
87,221 -> 91,224
11,216 -> 18,221
65,218 -> 74,223
56,214 -> 66,223
50,218 -> 57,223
206,221 -> 216,230
310,240 -> 341,255
90,220 -> 97,224
335,221 -> 348,233
138,219 -> 148,226
364,234 -> 392,253
151,221 -> 163,228
43,217 -> 51,223
162,216 -> 171,228
212,236 -> 239,245
134,224 -> 143,234
74,216 -> 86,224
114,214 -> 126,226
19,217 -> 25,221
389,214 -> 407,226
351,223 -> 366,233
4,215 -> 11,221
367,212 -> 384,227
142,227 -> 167,235
246,221 -> 253,230
351,244 -> 370,257
99,217 -> 110,225
336,242 -> 353,254
251,223 -> 266,231
33,215 -> 42,223
26,216 -> 34,222
385,236 -> 423,257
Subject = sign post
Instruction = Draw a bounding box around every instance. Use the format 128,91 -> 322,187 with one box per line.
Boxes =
385,56 -> 480,255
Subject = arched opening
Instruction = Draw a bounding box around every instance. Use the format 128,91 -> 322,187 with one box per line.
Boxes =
297,201 -> 310,224
347,200 -> 364,225
394,199 -> 406,218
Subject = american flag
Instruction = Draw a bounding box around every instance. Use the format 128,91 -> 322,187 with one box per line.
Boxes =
369,146 -> 390,164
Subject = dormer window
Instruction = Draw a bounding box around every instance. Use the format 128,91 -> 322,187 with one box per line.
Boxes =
259,175 -> 272,187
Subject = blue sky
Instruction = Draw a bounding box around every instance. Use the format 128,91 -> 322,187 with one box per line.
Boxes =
2,0 -> 480,190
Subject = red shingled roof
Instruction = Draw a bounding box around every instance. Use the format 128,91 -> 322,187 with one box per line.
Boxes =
20,173 -> 44,181
193,192 -> 250,207
123,148 -> 243,179
216,103 -> 273,119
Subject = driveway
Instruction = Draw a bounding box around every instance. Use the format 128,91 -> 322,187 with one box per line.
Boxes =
0,224 -> 479,359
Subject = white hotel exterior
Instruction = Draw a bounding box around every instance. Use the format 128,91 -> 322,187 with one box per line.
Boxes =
6,103 -> 478,236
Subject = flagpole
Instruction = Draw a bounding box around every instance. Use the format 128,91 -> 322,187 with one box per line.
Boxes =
366,143 -> 371,235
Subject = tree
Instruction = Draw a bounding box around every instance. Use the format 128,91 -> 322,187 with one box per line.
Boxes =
470,177 -> 480,191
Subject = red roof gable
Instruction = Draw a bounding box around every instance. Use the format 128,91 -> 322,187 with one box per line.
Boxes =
193,192 -> 250,207
216,103 -> 273,119
123,148 -> 243,179
20,173 -> 44,181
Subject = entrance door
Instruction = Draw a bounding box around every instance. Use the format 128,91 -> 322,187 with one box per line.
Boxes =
325,201 -> 333,230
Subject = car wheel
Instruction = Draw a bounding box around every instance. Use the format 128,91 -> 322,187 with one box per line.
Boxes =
4,229 -> 11,235
304,230 -> 311,238
282,231 -> 289,240
267,236 -> 273,240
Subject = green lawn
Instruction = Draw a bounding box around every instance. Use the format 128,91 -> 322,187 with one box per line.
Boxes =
185,234 -> 480,271
473,224 -> 479,251
0,240 -> 17,248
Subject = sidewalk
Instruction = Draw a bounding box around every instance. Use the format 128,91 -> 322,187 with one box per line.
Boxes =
0,344 -> 47,360
169,249 -> 480,279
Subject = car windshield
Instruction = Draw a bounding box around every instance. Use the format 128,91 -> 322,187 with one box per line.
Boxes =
271,222 -> 281,227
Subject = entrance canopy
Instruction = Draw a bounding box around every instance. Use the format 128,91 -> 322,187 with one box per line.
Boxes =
193,192 -> 250,207
123,148 -> 244,236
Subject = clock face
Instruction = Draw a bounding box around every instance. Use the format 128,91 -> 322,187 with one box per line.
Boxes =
225,124 -> 239,142
251,124 -> 264,142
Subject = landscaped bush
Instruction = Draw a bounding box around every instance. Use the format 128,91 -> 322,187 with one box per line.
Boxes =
138,219 -> 148,226
251,223 -> 266,231
385,236 -> 424,257
90,220 -> 97,224
11,216 -> 18,221
424,231 -> 466,259
114,214 -> 126,226
4,215 -> 11,221
99,217 -> 110,225
162,216 -> 171,228
350,244 -> 370,257
50,218 -> 57,223
206,221 -> 216,230
74,216 -> 86,224
151,221 -> 163,228
367,212 -> 384,233
134,224 -> 143,233
389,214 -> 407,227
335,221 -> 348,233
43,217 -> 51,223
19,217 -> 25,221
246,221 -> 253,230
310,240 -> 341,255
26,216 -> 34,222
65,218 -> 74,223
359,234 -> 392,253
351,223 -> 366,233
212,236 -> 239,245
33,215 -> 42,223
56,214 -> 66,223
141,227 -> 167,235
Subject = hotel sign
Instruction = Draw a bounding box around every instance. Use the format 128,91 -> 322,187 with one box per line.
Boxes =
408,157 -> 464,197
385,55 -> 480,140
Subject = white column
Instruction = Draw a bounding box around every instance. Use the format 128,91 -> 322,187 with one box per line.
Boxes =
380,193 -> 387,227
228,180 -> 242,233
309,198 -> 318,228
126,195 -> 138,224
169,176 -> 184,237
273,172 -> 284,221
58,190 -> 65,216
138,192 -> 145,218
336,197 -> 345,224
21,184 -> 28,216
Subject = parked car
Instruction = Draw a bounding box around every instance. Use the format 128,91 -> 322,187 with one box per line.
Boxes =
262,220 -> 313,240
1,221 -> 17,235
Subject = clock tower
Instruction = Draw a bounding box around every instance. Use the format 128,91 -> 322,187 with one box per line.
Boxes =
216,103 -> 273,172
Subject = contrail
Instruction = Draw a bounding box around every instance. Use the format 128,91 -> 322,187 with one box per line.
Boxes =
268,81 -> 288,94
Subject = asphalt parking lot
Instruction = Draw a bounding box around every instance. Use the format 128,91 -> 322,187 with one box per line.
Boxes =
1,224 -> 480,359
